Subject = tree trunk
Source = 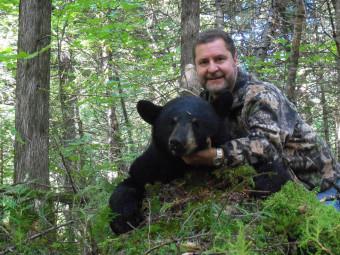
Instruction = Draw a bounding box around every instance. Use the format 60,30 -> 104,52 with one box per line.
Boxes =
320,84 -> 330,144
101,48 -> 122,166
332,0 -> 340,161
255,17 -> 275,61
254,0 -> 288,62
14,0 -> 52,191
58,47 -> 79,193
215,0 -> 224,29
0,142 -> 3,185
180,0 -> 201,96
286,0 -> 305,104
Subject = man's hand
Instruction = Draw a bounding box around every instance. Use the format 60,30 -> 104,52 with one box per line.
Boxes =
182,138 -> 223,166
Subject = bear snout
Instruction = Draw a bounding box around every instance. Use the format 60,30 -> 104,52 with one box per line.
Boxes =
168,124 -> 198,156
169,136 -> 186,155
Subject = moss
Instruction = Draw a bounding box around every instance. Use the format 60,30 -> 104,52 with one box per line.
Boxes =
103,167 -> 340,255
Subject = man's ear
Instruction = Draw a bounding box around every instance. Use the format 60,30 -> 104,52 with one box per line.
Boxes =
137,100 -> 163,125
210,91 -> 233,118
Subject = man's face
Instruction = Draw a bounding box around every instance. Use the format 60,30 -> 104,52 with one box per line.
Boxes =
195,38 -> 238,95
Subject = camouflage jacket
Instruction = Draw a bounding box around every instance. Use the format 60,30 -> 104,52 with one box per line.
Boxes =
201,71 -> 340,191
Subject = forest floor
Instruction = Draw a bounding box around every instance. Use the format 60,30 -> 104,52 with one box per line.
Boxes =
105,165 -> 340,255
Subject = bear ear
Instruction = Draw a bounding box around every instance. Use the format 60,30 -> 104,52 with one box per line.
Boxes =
137,100 -> 163,125
210,91 -> 233,118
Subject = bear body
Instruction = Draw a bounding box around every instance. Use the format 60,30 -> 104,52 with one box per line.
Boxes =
109,92 -> 291,234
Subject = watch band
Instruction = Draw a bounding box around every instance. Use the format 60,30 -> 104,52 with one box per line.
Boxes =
213,148 -> 223,166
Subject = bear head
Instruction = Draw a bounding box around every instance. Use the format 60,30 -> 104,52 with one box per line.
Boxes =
136,91 -> 233,157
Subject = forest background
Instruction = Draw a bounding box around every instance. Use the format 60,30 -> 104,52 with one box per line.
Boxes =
0,0 -> 340,254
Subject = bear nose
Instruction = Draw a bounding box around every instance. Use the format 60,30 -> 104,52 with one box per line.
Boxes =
169,137 -> 185,153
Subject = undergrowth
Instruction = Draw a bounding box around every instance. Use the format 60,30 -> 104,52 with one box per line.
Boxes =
1,165 -> 339,254
103,166 -> 340,255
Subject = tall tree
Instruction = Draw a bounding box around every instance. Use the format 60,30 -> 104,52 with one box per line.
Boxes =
14,0 -> 52,190
180,0 -> 201,96
215,0 -> 224,29
254,0 -> 288,61
332,0 -> 340,160
101,47 -> 122,167
286,0 -> 305,104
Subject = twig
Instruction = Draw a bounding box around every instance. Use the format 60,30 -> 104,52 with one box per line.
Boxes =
181,205 -> 207,231
0,220 -> 76,255
147,198 -> 152,250
319,194 -> 340,203
312,239 -> 334,255
52,136 -> 78,194
245,202 -> 273,232
143,232 -> 213,255
243,189 -> 271,194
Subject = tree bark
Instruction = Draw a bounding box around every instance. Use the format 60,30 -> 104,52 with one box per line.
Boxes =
0,142 -> 3,185
253,0 -> 288,62
255,16 -> 275,61
215,0 -> 224,29
58,46 -> 79,193
320,84 -> 330,144
180,0 -> 201,96
332,0 -> 340,161
101,48 -> 122,165
14,0 -> 52,191
286,0 -> 305,104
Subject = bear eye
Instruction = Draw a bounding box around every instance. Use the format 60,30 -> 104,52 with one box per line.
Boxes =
192,119 -> 200,128
170,117 -> 177,126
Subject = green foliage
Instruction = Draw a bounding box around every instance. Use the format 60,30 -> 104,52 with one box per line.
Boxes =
214,164 -> 257,189
263,182 -> 340,254
100,173 -> 339,255
228,222 -> 253,255
3,166 -> 338,254
0,179 -> 115,254
0,183 -> 57,254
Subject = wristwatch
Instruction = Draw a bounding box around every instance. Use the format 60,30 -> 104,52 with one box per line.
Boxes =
213,148 -> 223,166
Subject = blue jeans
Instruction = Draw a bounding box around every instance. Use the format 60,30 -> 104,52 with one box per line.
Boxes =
317,179 -> 340,211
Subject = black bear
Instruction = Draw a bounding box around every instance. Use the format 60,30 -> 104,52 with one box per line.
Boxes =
109,91 -> 291,234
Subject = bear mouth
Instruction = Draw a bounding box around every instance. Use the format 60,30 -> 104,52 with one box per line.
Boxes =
169,142 -> 198,157
170,147 -> 187,156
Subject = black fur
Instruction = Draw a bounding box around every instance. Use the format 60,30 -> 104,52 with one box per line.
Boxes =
109,91 -> 291,234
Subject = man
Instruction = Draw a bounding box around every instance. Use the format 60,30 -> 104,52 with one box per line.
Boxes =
182,29 -> 340,204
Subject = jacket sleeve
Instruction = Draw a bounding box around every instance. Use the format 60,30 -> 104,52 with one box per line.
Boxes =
222,83 -> 297,167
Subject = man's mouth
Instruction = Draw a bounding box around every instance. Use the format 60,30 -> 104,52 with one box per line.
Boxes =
206,72 -> 225,81
208,77 -> 223,81
206,77 -> 225,84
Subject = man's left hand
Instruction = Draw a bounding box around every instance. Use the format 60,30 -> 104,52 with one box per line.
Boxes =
182,138 -> 220,166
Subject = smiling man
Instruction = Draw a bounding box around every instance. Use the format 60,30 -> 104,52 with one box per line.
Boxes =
195,37 -> 238,94
183,29 -> 340,206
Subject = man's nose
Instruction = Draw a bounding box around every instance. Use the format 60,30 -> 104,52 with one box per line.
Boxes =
207,61 -> 218,73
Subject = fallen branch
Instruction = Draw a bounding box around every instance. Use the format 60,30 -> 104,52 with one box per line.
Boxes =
0,220 -> 76,255
144,232 -> 213,255
320,194 -> 340,203
181,205 -> 207,230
